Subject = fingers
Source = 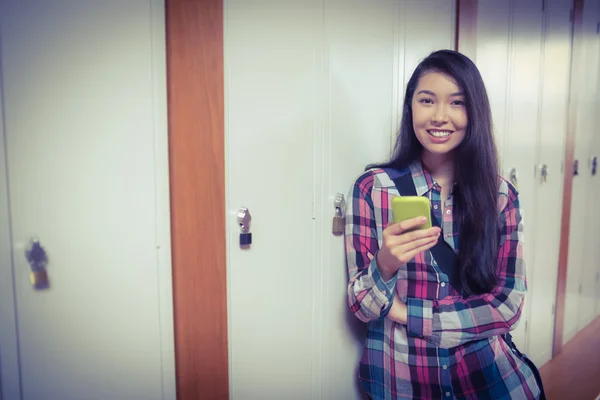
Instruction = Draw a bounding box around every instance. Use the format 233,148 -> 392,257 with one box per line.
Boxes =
385,216 -> 428,235
384,225 -> 441,246
395,236 -> 439,264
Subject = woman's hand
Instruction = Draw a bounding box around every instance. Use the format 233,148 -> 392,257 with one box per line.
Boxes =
387,292 -> 408,324
376,216 -> 441,281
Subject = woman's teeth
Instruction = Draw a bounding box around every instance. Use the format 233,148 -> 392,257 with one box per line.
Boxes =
429,130 -> 452,138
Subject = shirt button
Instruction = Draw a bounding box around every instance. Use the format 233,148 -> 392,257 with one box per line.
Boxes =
440,282 -> 446,287
443,365 -> 448,370
434,204 -> 439,209
446,210 -> 451,215
445,392 -> 451,397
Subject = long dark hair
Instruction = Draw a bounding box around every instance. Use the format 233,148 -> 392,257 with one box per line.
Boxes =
371,49 -> 500,295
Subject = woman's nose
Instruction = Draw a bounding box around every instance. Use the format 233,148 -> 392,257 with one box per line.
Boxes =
432,105 -> 449,123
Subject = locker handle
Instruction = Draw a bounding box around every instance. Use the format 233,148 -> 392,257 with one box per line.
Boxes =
540,164 -> 548,184
509,168 -> 518,189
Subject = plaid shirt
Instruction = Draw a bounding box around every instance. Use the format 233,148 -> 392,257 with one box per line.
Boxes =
345,161 -> 541,400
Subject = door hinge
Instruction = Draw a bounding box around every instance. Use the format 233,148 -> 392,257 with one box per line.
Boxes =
551,303 -> 555,315
569,9 -> 574,22
524,320 -> 528,333
542,0 -> 546,12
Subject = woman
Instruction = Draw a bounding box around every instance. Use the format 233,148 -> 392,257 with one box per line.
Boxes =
345,50 -> 543,400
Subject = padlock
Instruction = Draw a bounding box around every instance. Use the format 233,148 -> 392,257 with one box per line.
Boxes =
25,238 -> 50,290
332,193 -> 346,236
30,269 -> 50,289
237,207 -> 252,248
332,214 -> 345,235
240,232 -> 252,246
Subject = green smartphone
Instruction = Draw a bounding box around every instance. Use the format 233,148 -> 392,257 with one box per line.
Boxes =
391,196 -> 432,231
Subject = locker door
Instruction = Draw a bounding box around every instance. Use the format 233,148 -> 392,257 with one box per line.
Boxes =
0,1 -> 175,399
224,2 -> 323,398
474,0 -> 511,172
503,0 -> 545,354
320,2 -> 398,398
320,1 -> 457,398
472,0 -> 536,350
590,6 -> 600,319
564,0 -> 600,343
576,0 -> 600,332
527,0 -> 572,367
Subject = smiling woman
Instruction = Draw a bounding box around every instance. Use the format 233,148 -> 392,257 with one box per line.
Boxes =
347,50 -> 544,400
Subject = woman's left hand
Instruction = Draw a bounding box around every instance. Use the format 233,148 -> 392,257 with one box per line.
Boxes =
387,292 -> 408,324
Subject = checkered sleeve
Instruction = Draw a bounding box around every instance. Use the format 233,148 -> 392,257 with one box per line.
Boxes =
406,184 -> 527,348
345,171 -> 397,323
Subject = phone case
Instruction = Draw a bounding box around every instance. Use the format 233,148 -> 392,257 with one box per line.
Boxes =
391,196 -> 432,230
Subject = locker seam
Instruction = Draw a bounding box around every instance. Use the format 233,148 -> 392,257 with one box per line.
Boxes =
528,0 -> 550,353
0,14 -> 25,399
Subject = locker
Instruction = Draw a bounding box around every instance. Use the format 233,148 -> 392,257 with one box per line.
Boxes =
474,0 -> 574,366
224,1 -> 455,398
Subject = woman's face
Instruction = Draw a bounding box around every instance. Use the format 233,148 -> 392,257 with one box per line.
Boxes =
411,71 -> 468,158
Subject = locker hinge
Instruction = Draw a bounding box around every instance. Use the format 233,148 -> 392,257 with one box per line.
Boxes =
541,0 -> 546,12
551,303 -> 555,316
524,320 -> 528,333
561,161 -> 564,174
569,9 -> 574,22
312,199 -> 316,220
597,22 -> 600,34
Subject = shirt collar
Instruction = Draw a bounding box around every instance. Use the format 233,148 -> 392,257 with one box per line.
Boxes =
408,160 -> 436,197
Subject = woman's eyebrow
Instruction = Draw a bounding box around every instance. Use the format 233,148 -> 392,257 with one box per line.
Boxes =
415,90 -> 464,96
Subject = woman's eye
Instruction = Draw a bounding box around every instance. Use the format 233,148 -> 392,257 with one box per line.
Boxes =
452,100 -> 465,106
419,98 -> 433,104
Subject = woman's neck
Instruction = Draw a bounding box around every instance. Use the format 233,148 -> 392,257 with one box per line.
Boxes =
421,150 -> 455,187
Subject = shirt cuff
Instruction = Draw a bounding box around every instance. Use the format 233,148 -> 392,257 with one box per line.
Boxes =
406,298 -> 436,343
369,256 -> 398,317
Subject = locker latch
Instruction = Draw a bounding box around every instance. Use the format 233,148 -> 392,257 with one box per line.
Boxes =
237,207 -> 252,247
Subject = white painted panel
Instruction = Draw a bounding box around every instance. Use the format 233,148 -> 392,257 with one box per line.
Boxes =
527,0 -> 572,367
403,0 -> 457,90
502,0 -> 545,353
0,1 -> 175,399
471,2 -> 533,349
583,0 -> 600,322
474,0 -> 511,173
596,32 -> 600,319
224,1 -> 322,399
564,0 -> 600,344
577,0 -> 600,333
321,2 -> 397,399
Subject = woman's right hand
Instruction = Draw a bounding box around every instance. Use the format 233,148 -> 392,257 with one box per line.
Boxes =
376,216 -> 442,281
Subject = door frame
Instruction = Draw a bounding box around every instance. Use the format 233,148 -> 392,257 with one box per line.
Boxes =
166,0 -> 229,398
